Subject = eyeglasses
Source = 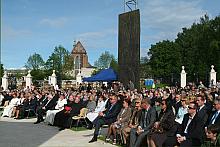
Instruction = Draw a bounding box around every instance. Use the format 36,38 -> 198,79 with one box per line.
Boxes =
188,106 -> 195,109
135,102 -> 140,104
161,103 -> 166,106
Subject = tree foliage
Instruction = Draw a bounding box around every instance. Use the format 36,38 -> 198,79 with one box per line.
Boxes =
139,57 -> 152,78
109,58 -> 118,73
44,45 -> 74,82
25,53 -> 45,70
147,15 -> 220,85
94,51 -> 115,69
148,40 -> 181,78
45,46 -> 74,72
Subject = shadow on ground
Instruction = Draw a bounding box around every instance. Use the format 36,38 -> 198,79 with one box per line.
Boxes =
0,121 -> 59,147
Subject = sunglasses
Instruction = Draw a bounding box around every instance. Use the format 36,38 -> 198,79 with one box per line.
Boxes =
188,106 -> 195,109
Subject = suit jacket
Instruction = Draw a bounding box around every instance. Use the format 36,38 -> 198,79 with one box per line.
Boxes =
139,106 -> 157,131
206,110 -> 220,126
23,98 -> 37,110
104,102 -> 121,122
44,99 -> 56,111
178,113 -> 204,145
116,107 -> 132,127
129,109 -> 142,127
197,105 -> 209,125
174,100 -> 182,115
158,109 -> 175,132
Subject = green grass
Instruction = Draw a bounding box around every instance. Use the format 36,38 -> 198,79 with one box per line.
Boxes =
69,126 -> 88,131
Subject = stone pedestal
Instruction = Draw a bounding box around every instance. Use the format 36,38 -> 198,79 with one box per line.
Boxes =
26,70 -> 32,88
1,71 -> 8,90
181,66 -> 187,88
210,65 -> 217,86
76,72 -> 82,85
50,70 -> 57,88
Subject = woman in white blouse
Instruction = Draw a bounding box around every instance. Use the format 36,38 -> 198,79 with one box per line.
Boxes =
86,95 -> 106,122
44,94 -> 67,125
175,98 -> 188,124
2,93 -> 19,117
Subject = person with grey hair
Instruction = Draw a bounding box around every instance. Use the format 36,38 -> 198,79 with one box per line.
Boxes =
206,99 -> 220,127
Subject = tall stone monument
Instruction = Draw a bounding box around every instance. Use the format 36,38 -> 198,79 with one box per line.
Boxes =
1,71 -> 8,90
26,70 -> 32,88
76,72 -> 82,85
118,9 -> 140,89
181,66 -> 186,88
51,70 -> 57,88
210,65 -> 217,86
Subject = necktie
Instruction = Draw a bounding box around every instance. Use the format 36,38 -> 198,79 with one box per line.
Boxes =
210,112 -> 219,124
107,104 -> 114,115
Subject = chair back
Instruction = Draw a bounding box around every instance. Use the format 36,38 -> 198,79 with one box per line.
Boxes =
79,108 -> 88,117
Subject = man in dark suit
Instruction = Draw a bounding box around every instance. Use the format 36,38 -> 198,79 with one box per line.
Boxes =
34,94 -> 56,124
177,102 -> 204,147
196,95 -> 209,125
89,93 -> 121,143
130,98 -> 157,147
206,98 -> 220,126
173,94 -> 182,115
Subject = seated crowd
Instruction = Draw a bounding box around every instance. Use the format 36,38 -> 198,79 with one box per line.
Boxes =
1,82 -> 220,147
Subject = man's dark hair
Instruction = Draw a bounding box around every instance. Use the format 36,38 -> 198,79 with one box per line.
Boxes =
197,94 -> 205,101
190,101 -> 198,110
207,124 -> 220,134
141,98 -> 151,105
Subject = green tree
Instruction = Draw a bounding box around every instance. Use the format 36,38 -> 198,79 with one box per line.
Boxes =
175,15 -> 220,82
148,40 -> 181,80
140,57 -> 152,78
25,53 -> 45,70
31,69 -> 46,81
45,45 -> 74,81
94,51 -> 115,69
148,15 -> 220,85
109,58 -> 118,73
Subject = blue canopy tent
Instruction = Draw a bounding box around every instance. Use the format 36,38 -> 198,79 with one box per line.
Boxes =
83,68 -> 117,82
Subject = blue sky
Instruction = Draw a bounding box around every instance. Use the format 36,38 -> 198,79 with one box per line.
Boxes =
1,0 -> 220,69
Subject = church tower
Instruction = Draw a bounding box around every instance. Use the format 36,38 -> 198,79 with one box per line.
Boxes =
71,41 -> 90,75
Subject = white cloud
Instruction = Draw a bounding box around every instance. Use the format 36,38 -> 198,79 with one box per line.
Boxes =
77,32 -> 106,40
75,29 -> 117,50
2,26 -> 32,39
140,0 -> 206,43
39,17 -> 68,28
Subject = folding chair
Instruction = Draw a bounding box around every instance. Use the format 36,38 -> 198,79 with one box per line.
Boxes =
70,108 -> 88,128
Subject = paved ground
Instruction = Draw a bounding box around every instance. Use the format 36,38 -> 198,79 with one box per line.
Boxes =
0,117 -> 115,147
